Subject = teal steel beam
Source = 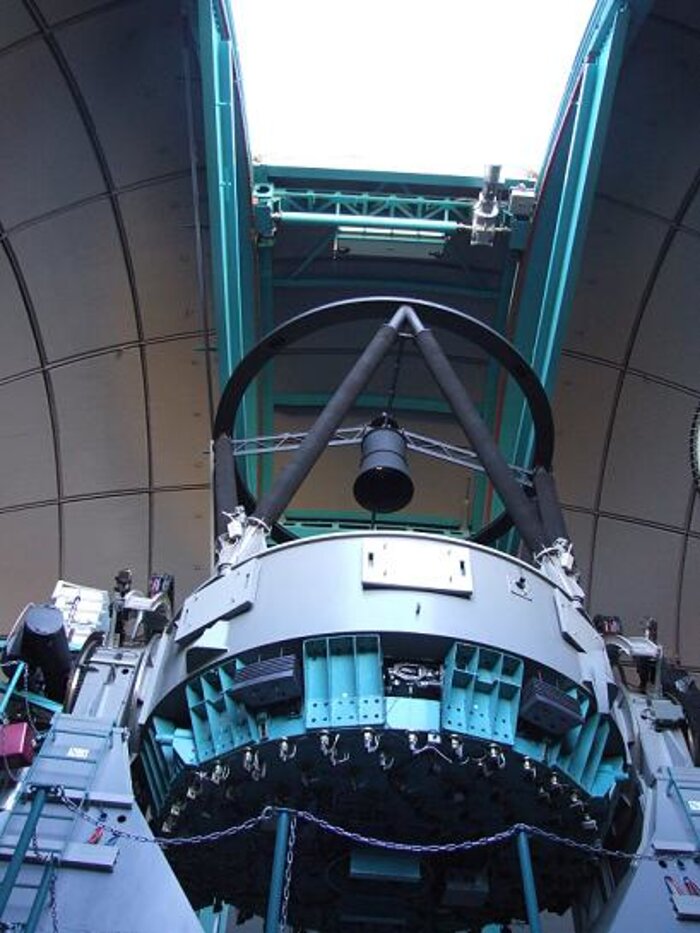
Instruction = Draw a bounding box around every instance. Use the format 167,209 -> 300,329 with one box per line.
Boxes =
273,277 -> 499,301
516,831 -> 543,933
0,788 -> 47,916
274,392 -> 451,416
255,163 -> 508,191
0,661 -> 25,718
264,809 -> 292,933
199,0 -> 257,485
528,4 -> 630,398
258,241 -> 275,496
492,2 -> 631,552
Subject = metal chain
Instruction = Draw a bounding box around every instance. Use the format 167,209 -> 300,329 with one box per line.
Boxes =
30,832 -> 59,933
56,788 -> 274,846
52,789 -> 674,863
279,814 -> 297,932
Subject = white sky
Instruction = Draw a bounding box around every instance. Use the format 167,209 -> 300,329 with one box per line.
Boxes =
231,1 -> 596,179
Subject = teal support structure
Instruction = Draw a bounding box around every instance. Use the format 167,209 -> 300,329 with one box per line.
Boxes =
516,830 -> 543,933
493,2 -> 633,551
0,661 -> 25,718
0,787 -> 47,918
198,904 -> 231,933
198,0 -> 258,484
265,809 -> 292,933
24,859 -> 55,933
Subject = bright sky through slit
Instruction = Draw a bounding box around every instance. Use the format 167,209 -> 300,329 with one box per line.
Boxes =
231,0 -> 597,179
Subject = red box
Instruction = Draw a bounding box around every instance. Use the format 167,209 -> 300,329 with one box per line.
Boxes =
0,722 -> 35,770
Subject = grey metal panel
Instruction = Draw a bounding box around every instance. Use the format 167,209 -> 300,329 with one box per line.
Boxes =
0,506 -> 59,629
52,350 -> 148,496
630,233 -> 700,392
152,489 -> 211,602
0,375 -> 57,506
0,250 -> 40,379
597,17 -> 700,220
600,374 -> 697,527
63,495 -> 149,593
157,534 -> 606,712
0,1 -> 37,49
57,2 -> 189,187
590,518 -> 683,652
12,201 -> 136,361
553,357 -> 617,508
36,0 -> 116,22
146,339 -> 210,487
564,200 -> 665,364
119,177 -> 202,339
0,40 -> 103,227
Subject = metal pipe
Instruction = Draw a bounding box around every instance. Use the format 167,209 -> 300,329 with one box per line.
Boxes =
0,787 -> 47,916
264,809 -> 291,933
254,308 -> 407,527
533,467 -> 569,545
213,435 -> 238,538
0,661 -> 25,719
516,830 -> 543,933
273,211 -> 465,234
413,326 -> 546,554
24,858 -> 54,933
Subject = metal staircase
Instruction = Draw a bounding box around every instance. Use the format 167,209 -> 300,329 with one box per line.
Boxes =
0,714 -> 117,931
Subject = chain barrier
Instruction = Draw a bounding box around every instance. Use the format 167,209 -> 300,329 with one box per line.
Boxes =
279,814 -> 297,932
30,832 -> 59,933
50,788 -> 668,862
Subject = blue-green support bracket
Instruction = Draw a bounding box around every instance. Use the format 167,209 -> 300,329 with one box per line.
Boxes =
265,809 -> 292,933
493,2 -> 634,549
0,787 -> 47,919
516,830 -> 543,933
199,0 -> 258,484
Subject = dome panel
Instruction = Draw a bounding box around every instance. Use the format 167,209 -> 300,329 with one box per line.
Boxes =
153,489 -> 210,606
553,356 -> 617,508
590,518 -> 683,653
52,350 -> 147,496
119,178 -> 201,338
0,375 -> 56,507
597,18 -> 700,219
146,338 -> 210,487
57,2 -> 189,187
630,233 -> 700,391
563,199 -> 665,363
36,0 -> 118,24
11,200 -> 137,361
0,40 -> 103,227
0,506 -> 59,629
0,1 -> 38,50
600,374 -> 696,526
63,494 -> 148,593
0,249 -> 40,379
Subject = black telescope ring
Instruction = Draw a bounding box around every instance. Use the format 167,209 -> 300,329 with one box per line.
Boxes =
213,296 -> 554,546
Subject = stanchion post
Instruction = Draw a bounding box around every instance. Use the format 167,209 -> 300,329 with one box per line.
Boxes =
516,829 -> 543,933
264,809 -> 291,933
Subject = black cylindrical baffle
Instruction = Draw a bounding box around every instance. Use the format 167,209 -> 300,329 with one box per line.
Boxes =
21,604 -> 72,702
533,467 -> 569,546
254,308 -> 408,528
213,434 -> 239,538
413,326 -> 546,555
353,416 -> 414,513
